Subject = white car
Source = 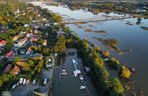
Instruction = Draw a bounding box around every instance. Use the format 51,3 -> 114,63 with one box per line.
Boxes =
26,79 -> 30,84
23,79 -> 26,85
61,72 -> 68,76
80,86 -> 86,90
33,79 -> 36,85
43,79 -> 48,85
19,78 -> 23,84
79,75 -> 84,81
16,82 -> 19,86
62,70 -> 66,72
12,84 -> 16,89
72,59 -> 76,64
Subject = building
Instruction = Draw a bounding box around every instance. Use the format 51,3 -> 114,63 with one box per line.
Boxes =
26,48 -> 33,54
5,50 -> 14,58
19,48 -> 26,54
11,65 -> 20,75
14,37 -> 28,47
0,46 -> 5,54
0,39 -> 6,46
3,64 -> 12,73
42,40 -> 47,46
13,35 -> 20,41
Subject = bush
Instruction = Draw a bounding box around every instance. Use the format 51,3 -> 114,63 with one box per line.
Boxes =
120,66 -> 131,79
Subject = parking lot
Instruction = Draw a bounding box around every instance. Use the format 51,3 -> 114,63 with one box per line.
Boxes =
52,48 -> 98,96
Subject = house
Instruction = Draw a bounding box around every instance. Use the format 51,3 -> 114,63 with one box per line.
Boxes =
11,65 -> 20,75
42,40 -> 47,46
13,35 -> 20,41
14,37 -> 28,47
0,39 -> 6,46
5,50 -> 14,58
19,49 -> 26,54
41,25 -> 46,29
45,32 -> 49,36
0,46 -> 5,54
31,37 -> 37,41
26,33 -> 33,38
34,30 -> 38,34
26,48 -> 33,54
84,67 -> 90,73
24,24 -> 30,28
3,64 -> 12,73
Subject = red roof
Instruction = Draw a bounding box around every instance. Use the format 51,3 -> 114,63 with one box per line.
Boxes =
6,50 -> 14,57
11,65 -> 20,75
0,39 -> 7,45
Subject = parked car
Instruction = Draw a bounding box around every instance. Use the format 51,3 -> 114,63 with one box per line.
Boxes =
23,79 -> 26,85
62,70 -> 66,72
61,72 -> 68,76
72,58 -> 76,64
80,86 -> 86,90
43,79 -> 48,85
46,64 -> 52,68
26,79 -> 30,84
33,79 -> 36,85
12,84 -> 17,89
79,75 -> 84,82
19,78 -> 23,84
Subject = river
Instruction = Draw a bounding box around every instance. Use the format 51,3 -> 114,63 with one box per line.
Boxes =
32,2 -> 148,96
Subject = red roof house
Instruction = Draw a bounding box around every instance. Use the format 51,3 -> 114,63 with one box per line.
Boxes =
0,39 -> 7,46
6,50 -> 14,57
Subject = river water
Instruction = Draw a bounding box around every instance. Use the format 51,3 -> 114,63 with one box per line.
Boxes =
32,2 -> 148,95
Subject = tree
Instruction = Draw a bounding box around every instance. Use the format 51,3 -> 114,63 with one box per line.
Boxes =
42,48 -> 50,56
136,17 -> 142,25
53,35 -> 66,53
14,56 -> 21,63
94,46 -> 101,52
120,66 -> 131,79
108,57 -> 120,67
0,16 -> 3,23
28,59 -> 35,68
51,13 -> 62,23
109,78 -> 125,95
103,51 -> 110,57
8,29 -> 16,36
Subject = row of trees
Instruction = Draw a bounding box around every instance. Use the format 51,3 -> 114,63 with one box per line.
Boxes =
67,2 -> 148,18
76,40 -> 125,96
